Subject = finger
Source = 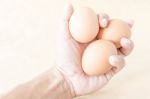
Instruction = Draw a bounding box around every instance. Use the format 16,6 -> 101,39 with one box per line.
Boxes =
109,55 -> 125,73
117,50 -> 125,56
123,19 -> 134,28
63,3 -> 74,21
85,68 -> 115,90
103,69 -> 115,81
84,64 -> 118,94
58,3 -> 74,40
119,38 -> 134,56
85,73 -> 111,93
85,55 -> 125,90
98,13 -> 109,28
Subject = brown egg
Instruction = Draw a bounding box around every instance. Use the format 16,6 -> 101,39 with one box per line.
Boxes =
69,7 -> 99,43
82,40 -> 117,76
98,19 -> 131,48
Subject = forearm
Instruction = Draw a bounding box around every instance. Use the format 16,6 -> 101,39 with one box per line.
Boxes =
0,68 -> 72,99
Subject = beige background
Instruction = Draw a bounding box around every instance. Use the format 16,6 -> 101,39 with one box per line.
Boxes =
0,0 -> 150,99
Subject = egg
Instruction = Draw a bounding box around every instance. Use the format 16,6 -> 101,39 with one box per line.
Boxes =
82,40 -> 117,76
98,19 -> 131,48
69,7 -> 99,43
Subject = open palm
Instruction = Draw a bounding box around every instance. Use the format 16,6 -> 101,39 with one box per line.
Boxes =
56,4 -> 134,97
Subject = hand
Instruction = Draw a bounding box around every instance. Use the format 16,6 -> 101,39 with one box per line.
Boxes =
56,4 -> 134,97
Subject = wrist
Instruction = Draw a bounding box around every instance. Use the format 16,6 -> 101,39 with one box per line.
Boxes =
0,67 -> 74,99
55,67 -> 76,98
48,67 -> 74,99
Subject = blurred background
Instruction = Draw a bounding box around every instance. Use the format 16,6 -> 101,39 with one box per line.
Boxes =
0,0 -> 149,99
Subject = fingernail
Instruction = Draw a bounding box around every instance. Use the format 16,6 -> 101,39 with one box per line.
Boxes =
109,56 -> 119,65
121,38 -> 131,46
101,18 -> 107,27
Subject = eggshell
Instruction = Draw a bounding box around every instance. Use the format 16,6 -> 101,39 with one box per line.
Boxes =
98,19 -> 131,48
82,40 -> 117,76
69,7 -> 99,43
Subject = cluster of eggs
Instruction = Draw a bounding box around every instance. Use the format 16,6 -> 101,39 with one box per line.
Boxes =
69,7 -> 131,76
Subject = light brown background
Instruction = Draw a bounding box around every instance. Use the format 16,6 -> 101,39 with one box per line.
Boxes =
0,0 -> 149,99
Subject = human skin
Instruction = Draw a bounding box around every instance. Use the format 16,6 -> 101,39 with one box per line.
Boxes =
0,4 -> 134,99
56,4 -> 134,97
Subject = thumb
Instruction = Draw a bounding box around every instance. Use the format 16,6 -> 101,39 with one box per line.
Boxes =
58,3 -> 74,40
109,55 -> 125,73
